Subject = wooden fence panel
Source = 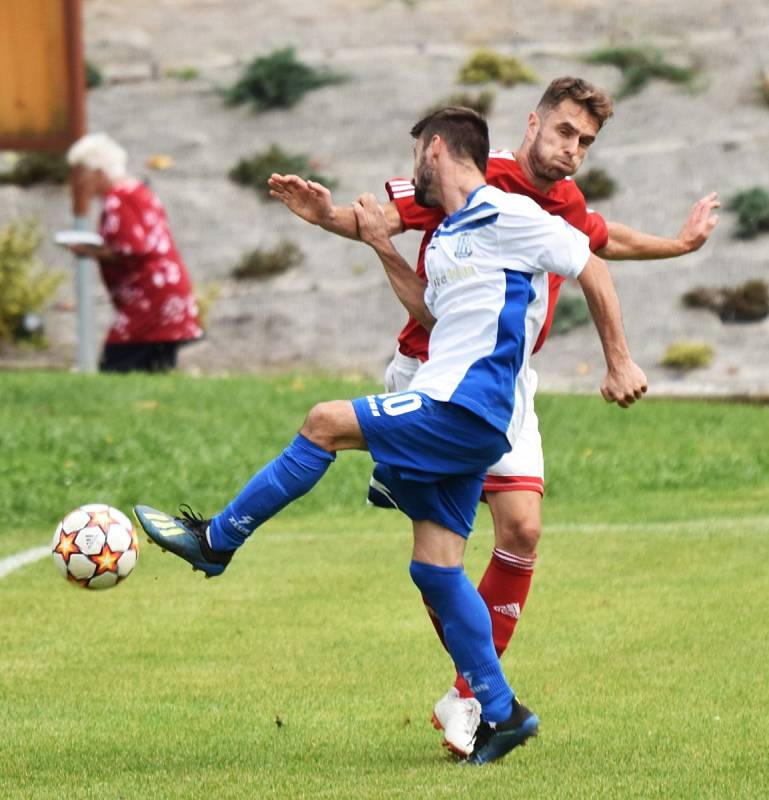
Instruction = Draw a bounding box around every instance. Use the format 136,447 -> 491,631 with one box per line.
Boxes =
0,0 -> 85,152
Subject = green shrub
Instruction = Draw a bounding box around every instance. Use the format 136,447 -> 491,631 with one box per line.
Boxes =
0,220 -> 63,346
0,152 -> 69,187
683,280 -> 769,322
726,187 -> 769,238
584,45 -> 696,99
224,47 -> 345,111
575,167 -> 617,201
229,145 -> 336,197
660,341 -> 714,371
458,49 -> 537,87
232,241 -> 303,280
550,293 -> 590,335
425,89 -> 496,117
682,286 -> 721,311
165,66 -> 199,81
719,281 -> 769,322
195,282 -> 220,329
85,60 -> 103,89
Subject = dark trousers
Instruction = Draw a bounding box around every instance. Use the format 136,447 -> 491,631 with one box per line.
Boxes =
100,341 -> 183,373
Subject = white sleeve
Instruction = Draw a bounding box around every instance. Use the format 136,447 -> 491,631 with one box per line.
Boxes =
496,197 -> 590,280
535,214 -> 590,279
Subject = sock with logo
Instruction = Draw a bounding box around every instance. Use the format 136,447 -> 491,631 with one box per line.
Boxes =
208,434 -> 336,551
453,548 -> 536,698
410,560 -> 514,723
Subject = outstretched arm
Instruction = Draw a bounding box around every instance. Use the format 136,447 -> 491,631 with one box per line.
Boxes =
597,192 -> 720,260
577,253 -> 648,407
65,243 -> 116,261
352,193 -> 435,330
268,174 -> 404,240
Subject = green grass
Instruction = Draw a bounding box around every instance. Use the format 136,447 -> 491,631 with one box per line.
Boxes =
1,372 -> 768,798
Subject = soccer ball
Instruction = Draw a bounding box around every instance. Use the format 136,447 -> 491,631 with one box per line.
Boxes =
51,503 -> 139,589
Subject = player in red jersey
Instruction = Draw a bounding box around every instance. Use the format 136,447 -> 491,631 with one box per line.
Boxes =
269,76 -> 719,756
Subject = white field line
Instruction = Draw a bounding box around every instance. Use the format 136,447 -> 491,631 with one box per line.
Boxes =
260,514 -> 769,542
543,515 -> 769,536
3,515 -> 768,579
0,546 -> 50,580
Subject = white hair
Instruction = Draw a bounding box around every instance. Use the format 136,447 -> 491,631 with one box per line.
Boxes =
66,133 -> 128,181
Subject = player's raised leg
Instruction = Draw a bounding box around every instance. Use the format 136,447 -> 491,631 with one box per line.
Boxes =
134,400 -> 362,576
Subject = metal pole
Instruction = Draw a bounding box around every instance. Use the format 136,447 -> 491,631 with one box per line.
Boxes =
72,214 -> 97,373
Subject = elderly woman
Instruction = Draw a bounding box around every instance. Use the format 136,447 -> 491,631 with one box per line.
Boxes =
65,133 -> 202,372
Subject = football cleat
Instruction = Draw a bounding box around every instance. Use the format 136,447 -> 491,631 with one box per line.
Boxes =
465,697 -> 539,766
133,504 -> 233,577
431,687 -> 482,758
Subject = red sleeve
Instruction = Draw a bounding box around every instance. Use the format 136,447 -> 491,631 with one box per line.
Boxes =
101,193 -> 153,257
584,208 -> 609,252
385,178 -> 444,231
557,179 -> 609,252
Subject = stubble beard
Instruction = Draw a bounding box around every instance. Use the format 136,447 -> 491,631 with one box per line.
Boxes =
529,133 -> 574,183
413,163 -> 438,207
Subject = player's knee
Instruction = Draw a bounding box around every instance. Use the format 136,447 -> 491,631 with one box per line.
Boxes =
300,402 -> 338,450
495,517 -> 541,556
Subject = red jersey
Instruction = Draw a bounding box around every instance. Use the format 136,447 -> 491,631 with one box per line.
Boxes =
98,180 -> 202,345
386,149 -> 608,360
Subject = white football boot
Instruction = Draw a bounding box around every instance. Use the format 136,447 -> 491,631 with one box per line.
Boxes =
431,687 -> 482,758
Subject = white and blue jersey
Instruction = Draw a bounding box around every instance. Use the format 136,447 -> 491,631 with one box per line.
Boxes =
409,184 -> 590,446
354,184 -> 590,536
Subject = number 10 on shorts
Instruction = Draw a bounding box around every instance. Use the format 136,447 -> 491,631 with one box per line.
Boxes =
367,392 -> 424,417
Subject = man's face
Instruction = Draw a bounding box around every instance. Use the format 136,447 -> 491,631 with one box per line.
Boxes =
527,98 -> 600,183
412,137 -> 439,207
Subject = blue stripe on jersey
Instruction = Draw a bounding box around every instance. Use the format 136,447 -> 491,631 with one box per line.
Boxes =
444,200 -> 497,227
448,270 -> 534,433
433,213 -> 499,238
450,184 -> 485,212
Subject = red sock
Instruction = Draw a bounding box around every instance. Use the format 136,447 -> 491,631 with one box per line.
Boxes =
421,595 -> 447,649
454,548 -> 536,698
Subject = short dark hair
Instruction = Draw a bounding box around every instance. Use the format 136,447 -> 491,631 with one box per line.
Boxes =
410,107 -> 489,173
537,76 -> 614,129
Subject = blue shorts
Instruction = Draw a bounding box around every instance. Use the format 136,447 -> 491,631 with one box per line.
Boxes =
352,391 -> 510,537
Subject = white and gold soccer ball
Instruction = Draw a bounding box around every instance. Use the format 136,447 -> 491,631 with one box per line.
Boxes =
51,504 -> 139,589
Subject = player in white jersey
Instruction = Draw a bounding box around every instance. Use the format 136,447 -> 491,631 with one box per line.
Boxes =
269,76 -> 718,757
135,107 -> 646,766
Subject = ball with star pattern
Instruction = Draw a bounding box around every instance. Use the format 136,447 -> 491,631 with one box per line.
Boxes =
51,504 -> 139,589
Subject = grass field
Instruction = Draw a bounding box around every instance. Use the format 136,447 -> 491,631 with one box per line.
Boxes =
1,371 -> 768,799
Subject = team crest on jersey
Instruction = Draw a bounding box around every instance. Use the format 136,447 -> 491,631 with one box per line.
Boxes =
454,232 -> 473,259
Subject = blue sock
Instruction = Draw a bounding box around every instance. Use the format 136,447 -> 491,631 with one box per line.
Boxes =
209,434 -> 336,550
409,560 -> 514,723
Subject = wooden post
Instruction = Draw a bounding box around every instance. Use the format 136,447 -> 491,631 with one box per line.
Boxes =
0,0 -> 85,152
0,0 -> 94,371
